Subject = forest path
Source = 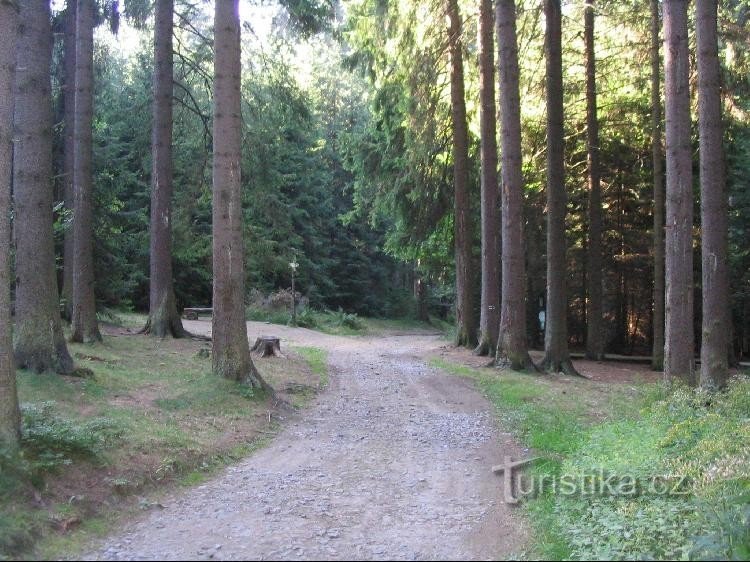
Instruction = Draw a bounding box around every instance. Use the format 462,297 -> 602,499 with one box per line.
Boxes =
87,321 -> 527,560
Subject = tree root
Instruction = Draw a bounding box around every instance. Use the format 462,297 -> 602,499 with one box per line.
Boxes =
539,356 -> 588,379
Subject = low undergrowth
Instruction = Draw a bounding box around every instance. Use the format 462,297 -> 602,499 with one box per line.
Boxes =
431,357 -> 750,560
246,305 -> 437,336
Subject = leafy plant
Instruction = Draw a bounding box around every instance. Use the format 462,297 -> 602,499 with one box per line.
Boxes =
328,308 -> 364,330
20,402 -> 122,471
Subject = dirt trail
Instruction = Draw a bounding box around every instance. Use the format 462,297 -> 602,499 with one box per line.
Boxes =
87,321 -> 527,560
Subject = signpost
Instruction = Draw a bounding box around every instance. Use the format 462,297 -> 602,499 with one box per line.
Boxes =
290,258 -> 299,325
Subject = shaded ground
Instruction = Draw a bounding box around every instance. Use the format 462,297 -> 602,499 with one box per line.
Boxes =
10,326 -> 321,560
433,345 -> 659,425
84,321 -> 528,560
436,345 -> 662,385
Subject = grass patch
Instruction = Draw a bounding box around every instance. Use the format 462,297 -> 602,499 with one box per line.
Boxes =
2,322 -> 325,560
429,356 -> 750,560
293,346 -> 329,388
429,357 -> 591,459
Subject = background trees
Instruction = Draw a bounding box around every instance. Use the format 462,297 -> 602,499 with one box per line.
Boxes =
0,0 -> 741,387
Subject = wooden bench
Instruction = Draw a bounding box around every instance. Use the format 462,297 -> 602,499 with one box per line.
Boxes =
183,307 -> 212,320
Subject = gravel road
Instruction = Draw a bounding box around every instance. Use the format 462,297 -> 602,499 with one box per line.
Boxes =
86,321 -> 527,560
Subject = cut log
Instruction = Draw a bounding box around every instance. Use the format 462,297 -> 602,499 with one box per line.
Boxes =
250,336 -> 283,358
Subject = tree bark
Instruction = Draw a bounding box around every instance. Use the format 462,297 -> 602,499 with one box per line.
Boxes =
212,0 -> 267,388
446,0 -> 476,348
12,0 -> 75,374
250,336 -> 283,358
71,0 -> 102,343
144,0 -> 187,338
495,0 -> 534,371
540,0 -> 578,376
584,0 -> 604,360
696,0 -> 729,389
61,0 -> 77,321
663,0 -> 695,385
651,0 -> 665,371
0,0 -> 20,447
474,0 -> 501,356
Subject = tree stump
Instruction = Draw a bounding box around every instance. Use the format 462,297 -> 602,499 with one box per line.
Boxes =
250,336 -> 283,358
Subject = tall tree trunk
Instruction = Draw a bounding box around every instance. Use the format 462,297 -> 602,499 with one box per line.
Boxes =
0,0 -> 20,447
212,0 -> 267,388
663,0 -> 694,384
540,0 -> 578,376
61,0 -> 77,321
145,0 -> 186,338
584,0 -> 604,360
12,0 -> 75,374
743,295 -> 750,360
697,0 -> 729,389
474,0 -> 501,356
651,0 -> 665,371
446,0 -> 476,348
495,0 -> 535,371
71,0 -> 102,343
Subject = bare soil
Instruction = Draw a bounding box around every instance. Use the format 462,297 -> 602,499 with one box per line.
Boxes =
84,321 -> 529,560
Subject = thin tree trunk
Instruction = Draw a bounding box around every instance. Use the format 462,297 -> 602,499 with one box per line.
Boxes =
663,0 -> 694,385
145,0 -> 186,338
61,0 -> 77,321
12,0 -> 75,374
212,0 -> 267,388
71,0 -> 102,343
584,0 -> 604,360
495,0 -> 535,371
743,294 -> 750,360
697,0 -> 729,389
446,0 -> 476,348
651,0 -> 665,371
540,0 -> 579,376
474,0 -> 501,356
0,0 -> 20,447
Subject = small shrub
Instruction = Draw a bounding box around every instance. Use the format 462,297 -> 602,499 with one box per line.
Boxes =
295,308 -> 318,329
20,402 -> 122,470
328,308 -> 364,330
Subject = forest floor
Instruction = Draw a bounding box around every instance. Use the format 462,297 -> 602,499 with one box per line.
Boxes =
14,318 -> 746,560
80,320 -> 529,560
7,320 -> 326,559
